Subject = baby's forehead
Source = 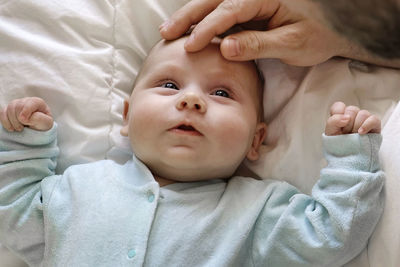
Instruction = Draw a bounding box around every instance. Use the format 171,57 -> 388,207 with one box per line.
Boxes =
149,37 -> 220,59
145,37 -> 256,75
140,37 -> 262,92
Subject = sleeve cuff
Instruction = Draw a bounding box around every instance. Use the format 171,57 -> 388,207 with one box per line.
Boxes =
0,123 -> 57,147
322,133 -> 382,172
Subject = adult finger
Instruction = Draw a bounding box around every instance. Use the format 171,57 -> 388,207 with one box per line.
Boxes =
184,0 -> 280,52
160,0 -> 223,40
358,115 -> 381,134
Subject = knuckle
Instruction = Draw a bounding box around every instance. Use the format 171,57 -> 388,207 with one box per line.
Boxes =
219,0 -> 239,13
9,99 -> 19,108
327,115 -> 338,124
29,96 -> 41,104
243,32 -> 266,57
330,101 -> 345,114
172,1 -> 197,24
371,115 -> 381,123
333,101 -> 342,105
346,105 -> 360,112
371,114 -> 379,120
279,28 -> 307,50
358,109 -> 371,117
14,101 -> 24,111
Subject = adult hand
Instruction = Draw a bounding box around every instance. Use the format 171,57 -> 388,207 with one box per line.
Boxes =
159,0 -> 350,66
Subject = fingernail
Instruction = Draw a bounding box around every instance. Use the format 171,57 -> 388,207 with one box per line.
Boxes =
159,20 -> 170,31
186,32 -> 196,45
358,127 -> 365,134
342,115 -> 350,121
225,37 -> 240,57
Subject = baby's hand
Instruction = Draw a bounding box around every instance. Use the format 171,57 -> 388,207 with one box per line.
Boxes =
0,97 -> 53,132
325,102 -> 381,136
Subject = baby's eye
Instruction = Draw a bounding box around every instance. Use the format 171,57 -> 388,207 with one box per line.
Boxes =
161,82 -> 179,90
213,89 -> 230,98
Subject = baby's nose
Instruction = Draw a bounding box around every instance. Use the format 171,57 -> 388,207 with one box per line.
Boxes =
176,92 -> 207,113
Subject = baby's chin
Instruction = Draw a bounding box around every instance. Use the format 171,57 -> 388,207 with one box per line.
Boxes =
153,168 -> 235,184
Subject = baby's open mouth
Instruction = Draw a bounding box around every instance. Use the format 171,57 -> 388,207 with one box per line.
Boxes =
178,125 -> 196,131
170,124 -> 203,136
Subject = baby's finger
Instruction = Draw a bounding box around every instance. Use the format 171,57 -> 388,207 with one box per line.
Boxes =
329,101 -> 346,116
0,107 -> 14,131
18,97 -> 51,124
342,105 -> 359,133
352,109 -> 370,133
358,115 -> 381,134
6,100 -> 25,131
26,112 -> 54,131
325,114 -> 350,136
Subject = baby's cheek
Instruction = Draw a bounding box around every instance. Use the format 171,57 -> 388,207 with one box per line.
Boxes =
217,119 -> 254,157
128,111 -> 151,148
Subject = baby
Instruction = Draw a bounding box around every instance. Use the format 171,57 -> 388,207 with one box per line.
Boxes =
0,37 -> 384,267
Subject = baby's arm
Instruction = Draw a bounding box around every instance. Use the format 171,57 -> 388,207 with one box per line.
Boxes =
0,97 -> 59,266
253,102 -> 384,266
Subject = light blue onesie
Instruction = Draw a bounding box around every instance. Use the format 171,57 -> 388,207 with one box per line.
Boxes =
0,124 -> 384,267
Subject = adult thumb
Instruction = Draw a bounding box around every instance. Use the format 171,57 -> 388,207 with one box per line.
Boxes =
220,27 -> 295,61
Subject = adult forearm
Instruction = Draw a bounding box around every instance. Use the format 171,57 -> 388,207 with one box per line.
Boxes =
338,39 -> 400,69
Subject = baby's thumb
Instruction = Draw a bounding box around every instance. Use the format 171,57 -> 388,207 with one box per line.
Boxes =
220,28 -> 288,61
24,112 -> 54,131
325,114 -> 350,136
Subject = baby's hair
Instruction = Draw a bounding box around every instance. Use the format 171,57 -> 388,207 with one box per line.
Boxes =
318,0 -> 400,58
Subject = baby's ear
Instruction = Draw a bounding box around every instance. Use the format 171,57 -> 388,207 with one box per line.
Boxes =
120,99 -> 130,137
246,122 -> 267,161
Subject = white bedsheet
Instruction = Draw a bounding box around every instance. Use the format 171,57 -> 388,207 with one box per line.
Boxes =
0,0 -> 399,266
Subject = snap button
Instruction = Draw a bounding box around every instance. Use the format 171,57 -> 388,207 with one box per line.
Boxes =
128,249 -> 136,259
147,191 -> 155,203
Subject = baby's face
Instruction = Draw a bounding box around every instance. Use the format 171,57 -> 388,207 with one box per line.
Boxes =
122,37 -> 266,182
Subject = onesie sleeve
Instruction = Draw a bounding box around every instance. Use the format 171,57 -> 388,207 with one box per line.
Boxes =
0,124 -> 59,266
252,133 -> 384,267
